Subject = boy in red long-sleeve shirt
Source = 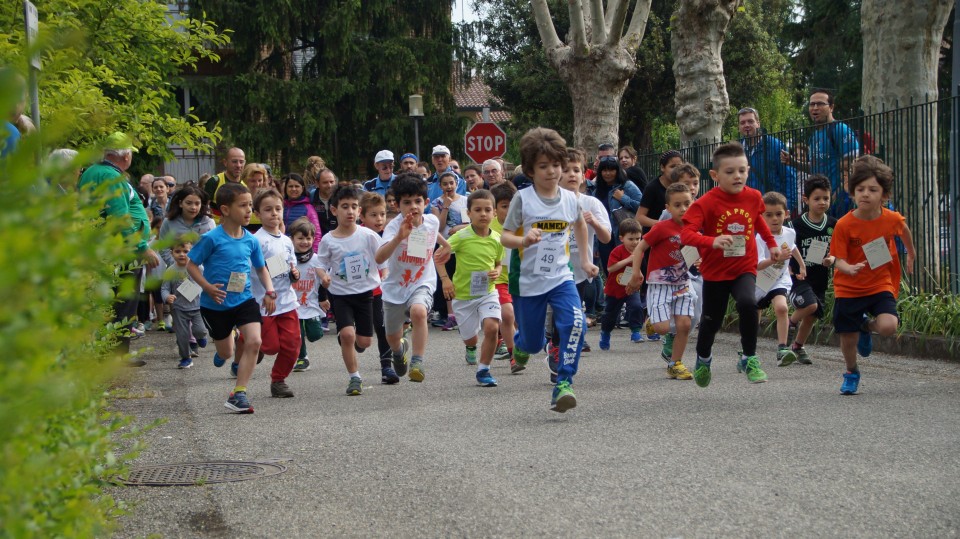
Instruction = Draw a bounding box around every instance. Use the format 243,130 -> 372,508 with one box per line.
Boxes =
680,142 -> 789,387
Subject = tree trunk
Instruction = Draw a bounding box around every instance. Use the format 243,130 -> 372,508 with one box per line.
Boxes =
861,0 -> 953,288
672,0 -> 740,145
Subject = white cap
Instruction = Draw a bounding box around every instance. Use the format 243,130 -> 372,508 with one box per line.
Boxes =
374,150 -> 395,163
431,145 -> 451,156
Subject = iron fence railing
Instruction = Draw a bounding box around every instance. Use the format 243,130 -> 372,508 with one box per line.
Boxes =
637,96 -> 960,293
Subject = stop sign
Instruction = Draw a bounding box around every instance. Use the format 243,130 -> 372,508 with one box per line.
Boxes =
464,122 -> 507,164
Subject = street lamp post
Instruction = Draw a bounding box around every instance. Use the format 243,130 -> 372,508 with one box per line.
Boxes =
409,94 -> 424,159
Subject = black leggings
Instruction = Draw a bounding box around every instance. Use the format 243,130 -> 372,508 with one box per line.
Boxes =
696,274 -> 759,358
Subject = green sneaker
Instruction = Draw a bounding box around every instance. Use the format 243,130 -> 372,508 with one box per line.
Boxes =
550,381 -> 577,413
465,347 -> 478,365
693,358 -> 712,388
795,346 -> 812,364
512,349 -> 530,368
346,377 -> 363,396
660,333 -> 675,362
777,346 -> 797,367
409,358 -> 425,382
739,356 -> 768,383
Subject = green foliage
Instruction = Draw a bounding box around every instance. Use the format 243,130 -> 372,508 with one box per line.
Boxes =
189,0 -> 466,177
0,128 -> 145,535
0,0 -> 229,160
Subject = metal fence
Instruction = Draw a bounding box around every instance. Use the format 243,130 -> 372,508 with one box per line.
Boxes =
637,96 -> 960,293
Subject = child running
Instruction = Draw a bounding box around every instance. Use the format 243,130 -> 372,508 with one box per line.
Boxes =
289,217 -> 328,372
625,183 -> 698,379
187,182 -> 275,413
680,142 -> 787,388
430,171 -> 468,331
360,192 -> 400,384
787,175 -> 837,364
754,191 -> 806,367
232,189 -> 302,399
376,173 -> 451,382
439,189 -> 506,386
830,156 -> 915,395
161,239 -> 208,369
489,182 -> 520,372
501,127 -> 599,413
316,185 -> 384,395
599,218 -> 646,350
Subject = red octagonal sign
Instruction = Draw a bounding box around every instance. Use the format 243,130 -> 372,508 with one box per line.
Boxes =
464,122 -> 507,164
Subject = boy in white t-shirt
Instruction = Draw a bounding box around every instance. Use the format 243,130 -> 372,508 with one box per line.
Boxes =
316,186 -> 384,395
289,217 -> 329,373
501,128 -> 599,413
376,173 -> 452,382
232,189 -> 302,399
754,191 -> 807,368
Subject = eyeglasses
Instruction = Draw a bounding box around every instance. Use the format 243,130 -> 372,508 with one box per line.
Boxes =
166,182 -> 176,188
450,165 -> 460,170
738,107 -> 757,115
808,101 -> 829,108
482,169 -> 498,174
599,156 -> 618,164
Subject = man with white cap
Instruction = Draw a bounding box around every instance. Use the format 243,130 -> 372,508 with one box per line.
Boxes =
425,144 -> 466,202
363,149 -> 396,196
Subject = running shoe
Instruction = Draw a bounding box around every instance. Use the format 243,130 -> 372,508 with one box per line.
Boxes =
230,361 -> 239,378
737,356 -> 768,383
513,349 -> 530,369
494,341 -> 510,360
430,317 -> 448,328
465,347 -> 478,366
381,367 -> 400,385
795,346 -> 812,365
777,346 -> 797,367
270,381 -> 294,398
393,338 -> 410,377
547,343 -> 559,384
667,361 -> 692,380
630,330 -> 646,343
550,381 -> 577,413
840,370 -> 861,395
581,342 -> 591,353
224,390 -> 253,413
693,358 -> 712,388
294,358 -> 311,372
189,345 -> 199,358
177,358 -> 193,369
213,352 -> 226,368
660,333 -> 675,362
442,316 -> 459,331
346,377 -> 363,395
857,316 -> 873,358
408,358 -> 425,382
197,337 -> 208,348
598,331 -> 611,350
476,369 -> 498,387
510,357 -> 525,374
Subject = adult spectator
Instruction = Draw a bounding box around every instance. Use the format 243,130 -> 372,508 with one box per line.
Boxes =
310,167 -> 339,236
399,153 -> 419,172
77,132 -> 159,361
425,145 -> 466,201
617,145 -> 648,191
593,155 -> 642,267
780,88 -> 859,217
149,176 -> 172,220
46,148 -> 80,193
481,159 -> 504,187
635,150 -> 683,233
363,149 -> 396,196
238,163 -> 267,232
462,164 -> 485,192
203,147 -> 246,206
585,142 -> 617,181
738,106 -> 798,210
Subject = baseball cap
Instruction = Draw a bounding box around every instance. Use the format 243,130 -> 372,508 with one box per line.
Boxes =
374,150 -> 394,163
104,131 -> 138,153
431,145 -> 451,156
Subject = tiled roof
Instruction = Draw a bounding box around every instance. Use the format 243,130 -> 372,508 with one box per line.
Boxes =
452,68 -> 507,113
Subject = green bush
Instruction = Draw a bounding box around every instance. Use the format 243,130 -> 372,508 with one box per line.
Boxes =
0,130 -> 145,536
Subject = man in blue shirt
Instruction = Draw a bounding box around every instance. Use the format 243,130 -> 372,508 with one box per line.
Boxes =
425,145 -> 466,201
363,149 -> 395,196
738,107 -> 798,211
781,88 -> 860,217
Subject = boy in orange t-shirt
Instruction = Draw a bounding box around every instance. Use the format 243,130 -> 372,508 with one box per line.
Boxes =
831,156 -> 915,395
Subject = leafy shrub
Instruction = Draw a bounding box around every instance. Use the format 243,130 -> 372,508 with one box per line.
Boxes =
0,130 -> 144,535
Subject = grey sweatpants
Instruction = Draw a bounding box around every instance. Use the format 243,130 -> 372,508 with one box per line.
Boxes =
172,307 -> 208,359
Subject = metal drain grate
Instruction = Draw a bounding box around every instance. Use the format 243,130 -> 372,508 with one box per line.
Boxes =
117,460 -> 288,486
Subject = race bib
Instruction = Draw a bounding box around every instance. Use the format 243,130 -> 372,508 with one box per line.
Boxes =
805,239 -> 829,266
534,242 -> 563,276
862,237 -> 892,269
617,266 -> 634,286
681,245 -> 699,268
407,228 -> 429,258
470,271 -> 489,296
176,279 -> 201,302
226,272 -> 247,293
724,235 -> 747,257
460,207 -> 470,223
266,254 -> 287,278
756,265 -> 781,293
344,254 -> 365,282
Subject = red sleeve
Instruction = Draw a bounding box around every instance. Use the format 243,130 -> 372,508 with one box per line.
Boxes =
680,198 -> 715,250
754,193 -> 777,249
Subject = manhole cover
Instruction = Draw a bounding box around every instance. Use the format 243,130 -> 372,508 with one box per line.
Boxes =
117,460 -> 288,486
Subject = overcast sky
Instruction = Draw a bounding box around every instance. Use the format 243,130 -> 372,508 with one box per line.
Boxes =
452,0 -> 479,23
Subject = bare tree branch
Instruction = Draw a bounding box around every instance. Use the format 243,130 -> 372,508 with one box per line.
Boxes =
568,0 -> 589,55
531,0 -> 563,51
623,0 -> 652,52
580,0 -> 593,41
603,0 -> 620,33
589,0 -> 606,45
605,0 -> 630,48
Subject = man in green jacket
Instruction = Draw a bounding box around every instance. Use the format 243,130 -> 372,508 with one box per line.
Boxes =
78,132 -> 160,362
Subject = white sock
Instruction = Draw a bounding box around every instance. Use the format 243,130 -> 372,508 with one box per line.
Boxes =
349,372 -> 361,379
477,364 -> 490,372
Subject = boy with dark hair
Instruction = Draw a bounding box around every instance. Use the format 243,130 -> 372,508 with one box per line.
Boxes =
599,218 -> 646,350
501,127 -> 598,412
490,181 -> 520,370
787,175 -> 837,364
359,192 -> 399,384
680,142 -> 787,388
161,240 -> 208,369
289,217 -> 328,373
831,156 -> 915,395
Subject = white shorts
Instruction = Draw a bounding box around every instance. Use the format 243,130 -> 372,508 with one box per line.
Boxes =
383,286 -> 434,335
646,282 -> 697,324
453,292 -> 501,341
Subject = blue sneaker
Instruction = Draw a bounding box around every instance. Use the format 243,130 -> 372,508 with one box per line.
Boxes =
630,330 -> 646,343
197,337 -> 208,348
857,317 -> 873,358
476,369 -> 498,387
224,390 -> 254,413
230,361 -> 239,378
840,371 -> 861,395
598,331 -> 611,350
213,352 -> 226,368
178,358 -> 193,369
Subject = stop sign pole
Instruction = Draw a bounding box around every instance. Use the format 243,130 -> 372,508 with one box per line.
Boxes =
464,122 -> 507,164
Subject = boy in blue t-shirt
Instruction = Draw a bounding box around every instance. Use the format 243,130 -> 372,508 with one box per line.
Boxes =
187,183 -> 276,414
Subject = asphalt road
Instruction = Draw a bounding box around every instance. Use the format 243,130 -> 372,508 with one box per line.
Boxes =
110,324 -> 960,538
